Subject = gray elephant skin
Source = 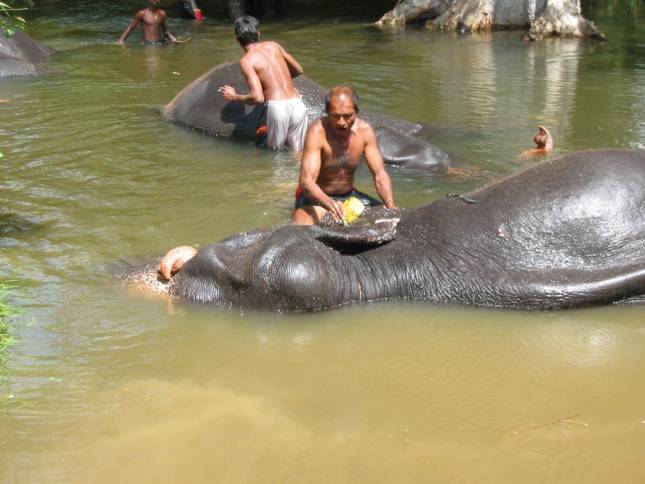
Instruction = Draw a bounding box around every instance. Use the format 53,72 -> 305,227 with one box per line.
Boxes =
135,149 -> 645,312
0,30 -> 54,78
162,61 -> 449,168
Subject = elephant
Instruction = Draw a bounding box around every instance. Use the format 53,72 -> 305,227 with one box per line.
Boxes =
0,29 -> 54,79
128,149 -> 645,312
161,61 -> 449,169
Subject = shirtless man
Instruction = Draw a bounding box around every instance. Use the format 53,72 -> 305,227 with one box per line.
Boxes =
118,0 -> 177,45
218,15 -> 307,151
293,86 -> 396,225
520,125 -> 554,158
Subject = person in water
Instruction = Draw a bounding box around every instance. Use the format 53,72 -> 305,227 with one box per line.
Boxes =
118,0 -> 177,45
218,15 -> 308,151
293,86 -> 397,225
177,0 -> 205,20
520,125 -> 554,158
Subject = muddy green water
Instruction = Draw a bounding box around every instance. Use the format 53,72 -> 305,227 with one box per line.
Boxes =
1,1 -> 644,482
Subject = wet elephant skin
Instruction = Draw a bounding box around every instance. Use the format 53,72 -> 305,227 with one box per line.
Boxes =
162,61 -> 449,168
145,149 -> 645,312
0,30 -> 54,79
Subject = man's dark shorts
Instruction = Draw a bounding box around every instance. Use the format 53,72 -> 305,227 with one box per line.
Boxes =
295,187 -> 381,210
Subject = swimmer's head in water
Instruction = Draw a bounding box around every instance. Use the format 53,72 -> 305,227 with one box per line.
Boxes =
325,86 -> 360,136
533,125 -> 553,150
234,15 -> 260,46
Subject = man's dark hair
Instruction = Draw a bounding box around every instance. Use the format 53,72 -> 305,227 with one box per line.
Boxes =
234,15 -> 260,45
325,86 -> 360,113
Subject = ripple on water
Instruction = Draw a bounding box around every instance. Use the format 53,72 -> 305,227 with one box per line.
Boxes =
500,413 -> 590,460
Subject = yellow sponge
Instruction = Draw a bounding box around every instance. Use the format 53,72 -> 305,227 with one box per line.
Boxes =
343,196 -> 365,224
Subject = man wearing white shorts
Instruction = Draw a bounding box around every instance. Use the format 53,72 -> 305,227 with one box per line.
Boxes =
219,15 -> 308,151
266,97 -> 307,150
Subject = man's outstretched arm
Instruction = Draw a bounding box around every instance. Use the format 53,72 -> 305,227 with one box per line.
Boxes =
118,12 -> 142,44
162,15 -> 177,42
363,125 -> 396,208
281,46 -> 303,78
218,58 -> 264,105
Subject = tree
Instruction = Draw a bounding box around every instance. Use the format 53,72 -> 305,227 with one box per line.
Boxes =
376,0 -> 606,41
0,0 -> 32,36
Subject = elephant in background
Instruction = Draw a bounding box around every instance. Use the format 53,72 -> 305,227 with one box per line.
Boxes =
0,29 -> 54,79
162,62 -> 450,169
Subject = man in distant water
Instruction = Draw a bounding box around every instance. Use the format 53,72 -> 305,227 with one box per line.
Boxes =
520,125 -> 553,158
177,0 -> 205,20
218,15 -> 307,151
293,86 -> 397,225
118,0 -> 177,45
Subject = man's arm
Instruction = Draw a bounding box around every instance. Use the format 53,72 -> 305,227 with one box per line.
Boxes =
363,124 -> 396,208
299,123 -> 345,222
118,12 -> 142,45
218,57 -> 264,105
281,46 -> 303,78
161,13 -> 177,42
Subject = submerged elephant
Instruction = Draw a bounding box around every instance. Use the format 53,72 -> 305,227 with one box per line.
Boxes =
162,61 -> 449,168
130,149 -> 645,312
0,30 -> 54,79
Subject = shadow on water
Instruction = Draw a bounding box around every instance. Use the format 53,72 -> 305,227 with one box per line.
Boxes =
0,213 -> 46,237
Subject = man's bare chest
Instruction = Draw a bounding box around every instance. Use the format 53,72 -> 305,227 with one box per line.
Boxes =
321,140 -> 363,170
142,11 -> 162,25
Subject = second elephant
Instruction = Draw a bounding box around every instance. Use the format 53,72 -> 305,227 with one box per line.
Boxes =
162,62 -> 449,168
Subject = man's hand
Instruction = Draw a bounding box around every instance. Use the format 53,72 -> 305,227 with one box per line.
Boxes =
218,85 -> 237,102
327,199 -> 346,224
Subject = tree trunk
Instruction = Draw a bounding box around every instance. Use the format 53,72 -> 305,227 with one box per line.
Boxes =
228,0 -> 245,20
376,0 -> 605,40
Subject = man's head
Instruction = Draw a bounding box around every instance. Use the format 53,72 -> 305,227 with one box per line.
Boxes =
147,0 -> 160,8
533,125 -> 553,150
234,15 -> 260,46
325,86 -> 360,137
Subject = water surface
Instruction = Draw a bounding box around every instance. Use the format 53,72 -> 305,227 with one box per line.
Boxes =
1,2 -> 644,482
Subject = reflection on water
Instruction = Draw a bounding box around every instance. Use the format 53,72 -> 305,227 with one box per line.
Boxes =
1,2 -> 644,483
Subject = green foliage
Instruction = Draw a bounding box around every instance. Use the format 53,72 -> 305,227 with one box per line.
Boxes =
0,1 -> 33,37
0,283 -> 21,354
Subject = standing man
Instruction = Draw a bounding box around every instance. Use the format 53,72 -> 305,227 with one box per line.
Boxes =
118,0 -> 177,45
218,15 -> 308,151
293,86 -> 397,225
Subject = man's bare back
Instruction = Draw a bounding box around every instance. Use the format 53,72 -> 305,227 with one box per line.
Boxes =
218,16 -> 307,151
219,40 -> 303,104
241,41 -> 301,101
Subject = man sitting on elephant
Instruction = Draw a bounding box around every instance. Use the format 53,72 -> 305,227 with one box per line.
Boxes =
293,86 -> 397,225
218,15 -> 308,151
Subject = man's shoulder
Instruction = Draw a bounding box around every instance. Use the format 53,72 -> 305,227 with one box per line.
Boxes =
306,118 -> 326,140
355,117 -> 376,136
262,40 -> 283,49
308,118 -> 325,132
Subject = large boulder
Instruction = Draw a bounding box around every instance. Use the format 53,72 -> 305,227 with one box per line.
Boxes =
0,29 -> 54,78
376,0 -> 606,41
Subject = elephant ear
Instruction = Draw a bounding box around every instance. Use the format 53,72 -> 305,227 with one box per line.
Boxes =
309,219 -> 399,254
